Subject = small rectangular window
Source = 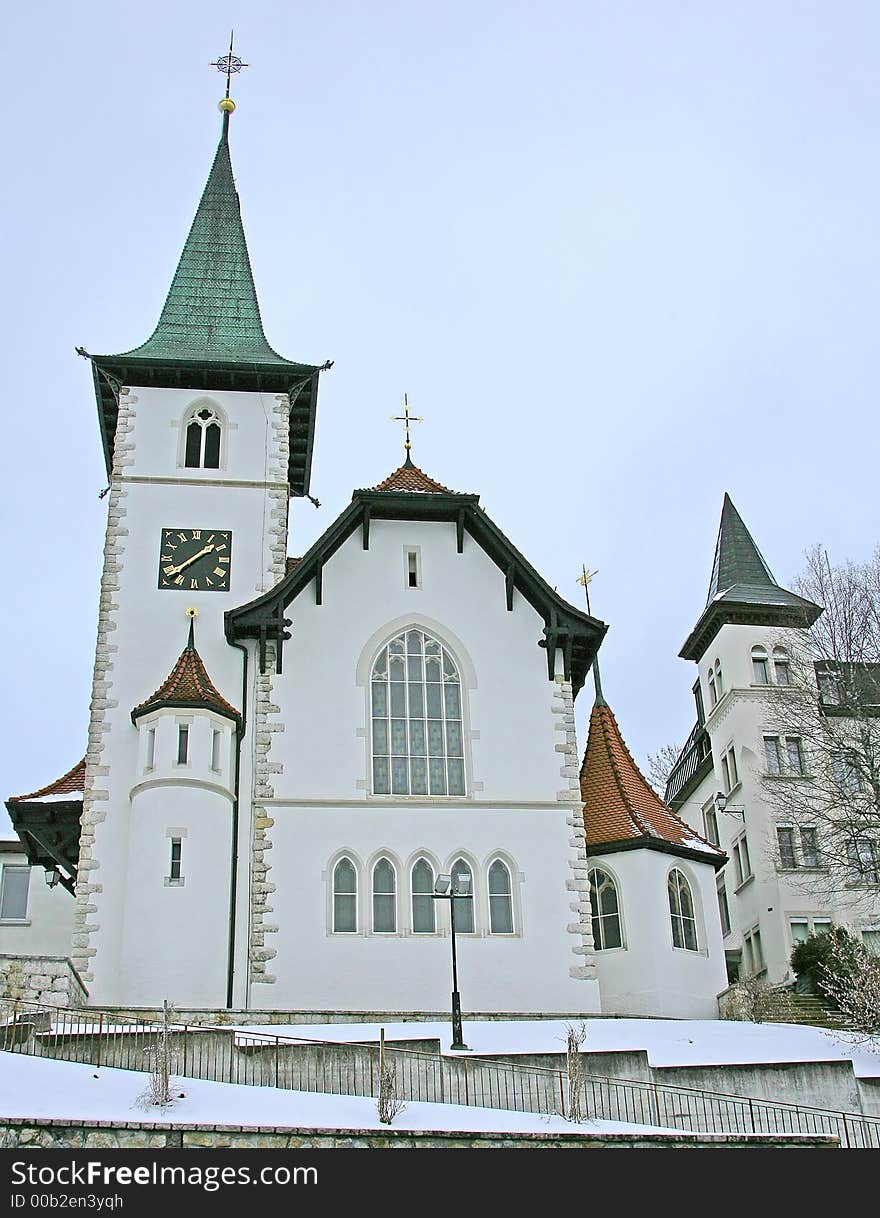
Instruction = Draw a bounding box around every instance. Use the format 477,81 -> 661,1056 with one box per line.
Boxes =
0,865 -> 30,920
790,919 -> 810,945
777,827 -> 797,869
177,725 -> 189,766
145,727 -> 156,772
752,655 -> 770,684
733,834 -> 752,887
774,657 -> 790,686
703,801 -> 719,847
169,838 -> 182,882
745,926 -> 764,974
406,548 -> 420,589
764,736 -> 782,775
786,737 -> 804,776
716,876 -> 731,938
800,828 -> 819,868
211,729 -> 221,773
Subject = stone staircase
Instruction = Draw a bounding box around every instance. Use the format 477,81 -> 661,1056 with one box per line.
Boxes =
762,988 -> 848,1029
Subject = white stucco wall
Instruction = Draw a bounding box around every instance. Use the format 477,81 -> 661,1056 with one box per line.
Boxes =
588,848 -> 728,1018
0,847 -> 76,959
82,384 -> 280,1003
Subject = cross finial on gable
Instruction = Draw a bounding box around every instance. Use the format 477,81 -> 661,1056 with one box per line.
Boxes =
390,394 -> 423,468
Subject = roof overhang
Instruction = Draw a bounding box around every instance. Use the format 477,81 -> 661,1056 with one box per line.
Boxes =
4,800 -> 82,895
679,598 -> 822,663
586,835 -> 727,871
226,490 -> 607,694
89,355 -> 322,498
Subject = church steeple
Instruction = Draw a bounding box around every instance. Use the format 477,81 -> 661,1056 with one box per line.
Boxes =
680,493 -> 822,661
82,107 -> 328,497
118,122 -> 282,366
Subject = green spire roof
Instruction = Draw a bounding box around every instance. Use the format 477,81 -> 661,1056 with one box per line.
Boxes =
679,493 -> 822,661
706,492 -> 775,601
119,120 -> 286,365
84,114 -> 327,497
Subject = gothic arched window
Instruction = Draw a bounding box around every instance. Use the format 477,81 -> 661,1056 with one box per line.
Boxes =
371,629 -> 465,796
488,859 -> 514,934
372,857 -> 397,933
668,868 -> 698,951
333,857 -> 357,934
751,646 -> 770,684
451,857 -> 474,933
411,858 -> 436,934
184,406 -> 222,469
589,867 -> 623,950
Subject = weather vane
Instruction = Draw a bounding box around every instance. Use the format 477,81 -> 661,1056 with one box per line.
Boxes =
577,564 -> 599,615
212,32 -> 249,111
391,394 -> 423,458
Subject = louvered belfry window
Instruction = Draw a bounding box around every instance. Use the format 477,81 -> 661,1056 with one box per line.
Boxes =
371,629 -> 465,796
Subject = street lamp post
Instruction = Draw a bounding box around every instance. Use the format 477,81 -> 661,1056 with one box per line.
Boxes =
433,872 -> 470,1051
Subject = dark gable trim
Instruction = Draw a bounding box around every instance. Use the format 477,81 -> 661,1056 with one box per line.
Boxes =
587,835 -> 727,871
5,800 -> 83,895
679,601 -> 821,663
90,357 -> 321,499
130,697 -> 241,728
226,491 -> 607,693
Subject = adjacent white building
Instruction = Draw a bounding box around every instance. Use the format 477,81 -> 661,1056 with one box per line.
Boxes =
665,494 -> 880,985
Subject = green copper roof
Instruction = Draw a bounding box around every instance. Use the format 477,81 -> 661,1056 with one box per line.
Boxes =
706,493 -> 775,601
680,493 -> 822,661
118,117 -> 289,365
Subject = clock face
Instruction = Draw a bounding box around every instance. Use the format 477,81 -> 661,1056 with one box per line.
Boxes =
158,528 -> 233,592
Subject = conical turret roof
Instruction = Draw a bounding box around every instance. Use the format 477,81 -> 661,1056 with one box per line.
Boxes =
580,700 -> 723,864
680,494 -> 821,661
132,620 -> 240,726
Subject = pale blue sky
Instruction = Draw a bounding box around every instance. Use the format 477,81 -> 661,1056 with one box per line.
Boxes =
2,2 -> 879,827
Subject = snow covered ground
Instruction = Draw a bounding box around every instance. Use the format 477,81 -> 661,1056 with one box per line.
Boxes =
0,1052 -> 671,1136
224,1017 -> 880,1078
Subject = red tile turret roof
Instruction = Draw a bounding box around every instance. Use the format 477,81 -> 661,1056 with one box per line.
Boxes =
9,757 -> 86,803
132,630 -> 240,725
580,701 -> 723,860
372,459 -> 455,493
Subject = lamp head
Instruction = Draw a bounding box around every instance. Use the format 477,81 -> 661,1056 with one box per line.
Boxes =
434,874 -> 452,896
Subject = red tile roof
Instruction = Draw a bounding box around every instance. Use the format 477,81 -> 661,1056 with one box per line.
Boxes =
9,757 -> 86,803
372,459 -> 454,493
132,634 -> 240,724
580,702 -> 722,859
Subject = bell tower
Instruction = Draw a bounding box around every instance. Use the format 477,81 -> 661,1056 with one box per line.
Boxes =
72,77 -> 328,1005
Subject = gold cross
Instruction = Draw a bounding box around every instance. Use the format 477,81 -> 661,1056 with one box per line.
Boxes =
212,32 -> 249,101
390,394 -> 423,455
577,564 -> 599,615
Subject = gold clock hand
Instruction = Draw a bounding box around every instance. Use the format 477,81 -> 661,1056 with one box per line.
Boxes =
167,543 -> 215,576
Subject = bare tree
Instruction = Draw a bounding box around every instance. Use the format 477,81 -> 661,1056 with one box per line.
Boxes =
137,999 -> 177,1110
563,1022 -> 588,1121
646,742 -> 682,795
722,976 -> 795,1024
376,1028 -> 405,1125
759,545 -> 880,913
819,934 -> 880,1052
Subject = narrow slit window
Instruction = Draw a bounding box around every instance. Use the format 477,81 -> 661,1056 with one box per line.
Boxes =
177,725 -> 189,765
211,729 -> 221,772
145,727 -> 156,772
169,839 -> 182,882
406,549 -> 420,589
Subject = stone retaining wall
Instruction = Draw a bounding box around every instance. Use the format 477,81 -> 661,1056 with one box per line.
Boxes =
0,1118 -> 837,1149
0,955 -> 87,1008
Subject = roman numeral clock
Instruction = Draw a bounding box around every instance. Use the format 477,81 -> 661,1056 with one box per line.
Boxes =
158,528 -> 233,591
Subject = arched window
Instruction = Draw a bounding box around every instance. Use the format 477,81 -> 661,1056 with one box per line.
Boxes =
668,869 -> 698,951
333,858 -> 357,933
411,858 -> 435,934
773,647 -> 791,686
589,867 -> 623,950
451,858 -> 474,933
372,857 -> 397,933
184,406 -> 222,469
714,659 -> 723,696
371,629 -> 465,796
707,667 -> 717,708
488,859 -> 514,933
751,646 -> 769,684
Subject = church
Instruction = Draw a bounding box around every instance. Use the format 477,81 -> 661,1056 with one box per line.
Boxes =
2,92 -> 731,1023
